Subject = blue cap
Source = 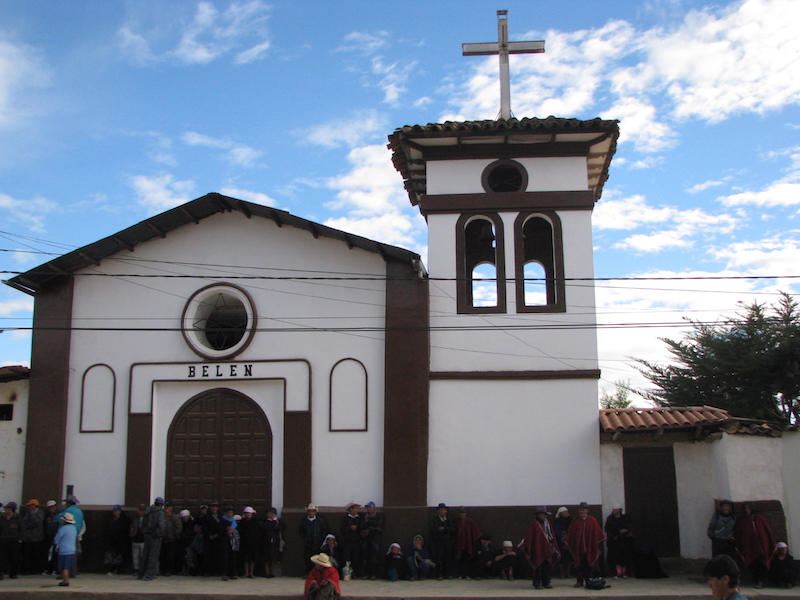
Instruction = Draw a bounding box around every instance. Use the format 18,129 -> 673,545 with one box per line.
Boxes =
113,504 -> 122,511
365,501 -> 376,507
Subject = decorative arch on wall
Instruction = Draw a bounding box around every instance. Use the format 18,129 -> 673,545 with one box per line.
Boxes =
514,211 -> 566,313
80,364 -> 116,433
329,358 -> 368,432
456,212 -> 507,314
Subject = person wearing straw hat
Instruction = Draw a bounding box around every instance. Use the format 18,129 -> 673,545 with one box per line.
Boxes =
299,504 -> 329,574
304,552 -> 341,600
53,512 -> 77,587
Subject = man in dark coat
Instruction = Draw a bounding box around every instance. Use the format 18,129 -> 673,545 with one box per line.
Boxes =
429,503 -> 456,580
299,504 -> 329,574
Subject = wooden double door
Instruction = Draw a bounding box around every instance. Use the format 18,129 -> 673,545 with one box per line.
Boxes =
167,388 -> 272,509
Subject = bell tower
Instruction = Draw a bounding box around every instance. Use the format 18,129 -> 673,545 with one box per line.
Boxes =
388,11 -> 620,508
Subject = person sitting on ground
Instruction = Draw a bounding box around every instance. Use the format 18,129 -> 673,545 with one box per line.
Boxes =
769,542 -> 797,589
53,512 -> 77,587
305,553 -> 341,600
475,534 -> 495,580
385,542 -> 404,582
406,534 -> 432,581
320,534 -> 342,574
735,502 -> 775,589
704,554 -> 748,600
494,540 -> 517,580
565,502 -> 605,588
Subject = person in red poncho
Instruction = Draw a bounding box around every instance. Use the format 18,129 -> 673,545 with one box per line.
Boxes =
565,502 -> 606,588
524,506 -> 560,589
455,507 -> 482,580
304,553 -> 342,600
735,503 -> 775,589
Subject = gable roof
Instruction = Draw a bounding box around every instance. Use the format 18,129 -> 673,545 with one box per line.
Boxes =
5,193 -> 422,296
0,365 -> 29,383
388,116 -> 620,207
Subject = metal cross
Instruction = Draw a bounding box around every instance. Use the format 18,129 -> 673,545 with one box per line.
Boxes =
462,10 -> 545,120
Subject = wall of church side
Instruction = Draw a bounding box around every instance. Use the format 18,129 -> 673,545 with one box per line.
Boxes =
426,157 -> 588,195
426,210 -> 598,373
61,211 -> 388,507
781,432 -> 800,548
673,441 -> 718,559
0,379 -> 28,503
599,444 -> 623,516
427,378 -> 601,506
720,435 -> 783,502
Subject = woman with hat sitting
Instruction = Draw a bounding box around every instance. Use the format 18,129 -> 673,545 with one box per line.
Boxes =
305,553 -> 341,600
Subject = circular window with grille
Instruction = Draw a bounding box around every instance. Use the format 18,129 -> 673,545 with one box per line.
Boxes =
482,159 -> 528,193
182,284 -> 256,360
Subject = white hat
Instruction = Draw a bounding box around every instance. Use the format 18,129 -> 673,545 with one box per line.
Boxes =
306,503 -> 317,511
179,509 -> 191,517
243,506 -> 256,514
311,553 -> 333,567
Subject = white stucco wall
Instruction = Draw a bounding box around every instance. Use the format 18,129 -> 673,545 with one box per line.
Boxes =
674,441 -> 718,559
599,444 -> 624,516
721,435 -> 783,502
426,209 -> 598,373
781,432 -> 800,548
0,379 -> 28,504
61,211 -> 389,508
428,378 -> 601,506
426,157 -> 588,195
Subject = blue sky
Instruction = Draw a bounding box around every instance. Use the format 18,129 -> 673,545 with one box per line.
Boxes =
1,0 -> 799,402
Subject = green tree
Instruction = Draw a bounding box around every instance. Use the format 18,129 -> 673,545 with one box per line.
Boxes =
636,292 -> 800,424
600,380 -> 633,409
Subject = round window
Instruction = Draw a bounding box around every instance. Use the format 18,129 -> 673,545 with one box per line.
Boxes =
482,159 -> 528,193
182,284 -> 256,360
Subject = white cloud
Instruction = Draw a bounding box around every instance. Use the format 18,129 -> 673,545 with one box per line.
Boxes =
718,145 -> 800,207
601,96 -> 676,153
120,0 -> 271,66
323,212 -> 421,249
181,131 -> 262,167
0,38 -> 51,129
712,237 -> 800,277
336,31 -> 390,55
219,187 -> 275,206
0,297 -> 33,316
686,177 -> 731,194
325,144 -> 409,216
129,173 -> 195,213
594,194 -> 738,252
0,193 -> 57,232
371,57 -> 417,105
593,195 -> 675,230
303,110 -> 387,149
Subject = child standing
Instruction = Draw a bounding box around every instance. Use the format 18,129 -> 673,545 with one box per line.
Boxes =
53,513 -> 77,587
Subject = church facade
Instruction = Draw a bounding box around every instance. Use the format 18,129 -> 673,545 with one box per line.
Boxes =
8,116 -> 620,570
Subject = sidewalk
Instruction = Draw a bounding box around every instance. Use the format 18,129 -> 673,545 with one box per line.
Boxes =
0,572 -> 796,600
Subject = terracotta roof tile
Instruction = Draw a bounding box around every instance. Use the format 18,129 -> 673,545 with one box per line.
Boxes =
0,365 -> 29,383
600,405 -> 730,433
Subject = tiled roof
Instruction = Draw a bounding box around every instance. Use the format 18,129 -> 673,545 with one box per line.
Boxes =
0,365 -> 30,383
388,116 -> 620,207
600,406 -> 731,433
393,116 -> 619,135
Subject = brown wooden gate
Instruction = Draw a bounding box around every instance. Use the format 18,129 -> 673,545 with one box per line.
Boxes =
167,388 -> 272,508
622,446 -> 680,557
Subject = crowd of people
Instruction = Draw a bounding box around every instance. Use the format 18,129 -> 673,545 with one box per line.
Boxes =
1,495 -> 797,594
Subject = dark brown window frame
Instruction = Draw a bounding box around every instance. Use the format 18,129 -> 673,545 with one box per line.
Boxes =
456,212 -> 507,314
514,211 -> 566,313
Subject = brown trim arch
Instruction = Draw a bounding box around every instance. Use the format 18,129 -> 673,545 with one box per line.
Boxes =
456,213 -> 507,314
514,211 -> 566,313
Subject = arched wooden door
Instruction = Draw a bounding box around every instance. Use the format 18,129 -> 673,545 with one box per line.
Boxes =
167,388 -> 272,508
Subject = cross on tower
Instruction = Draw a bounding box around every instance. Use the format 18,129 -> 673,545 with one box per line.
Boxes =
462,10 -> 545,120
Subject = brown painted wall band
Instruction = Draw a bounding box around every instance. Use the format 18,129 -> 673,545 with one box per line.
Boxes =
383,257 -> 430,508
22,278 -> 74,503
125,413 -> 153,507
283,411 -> 312,508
